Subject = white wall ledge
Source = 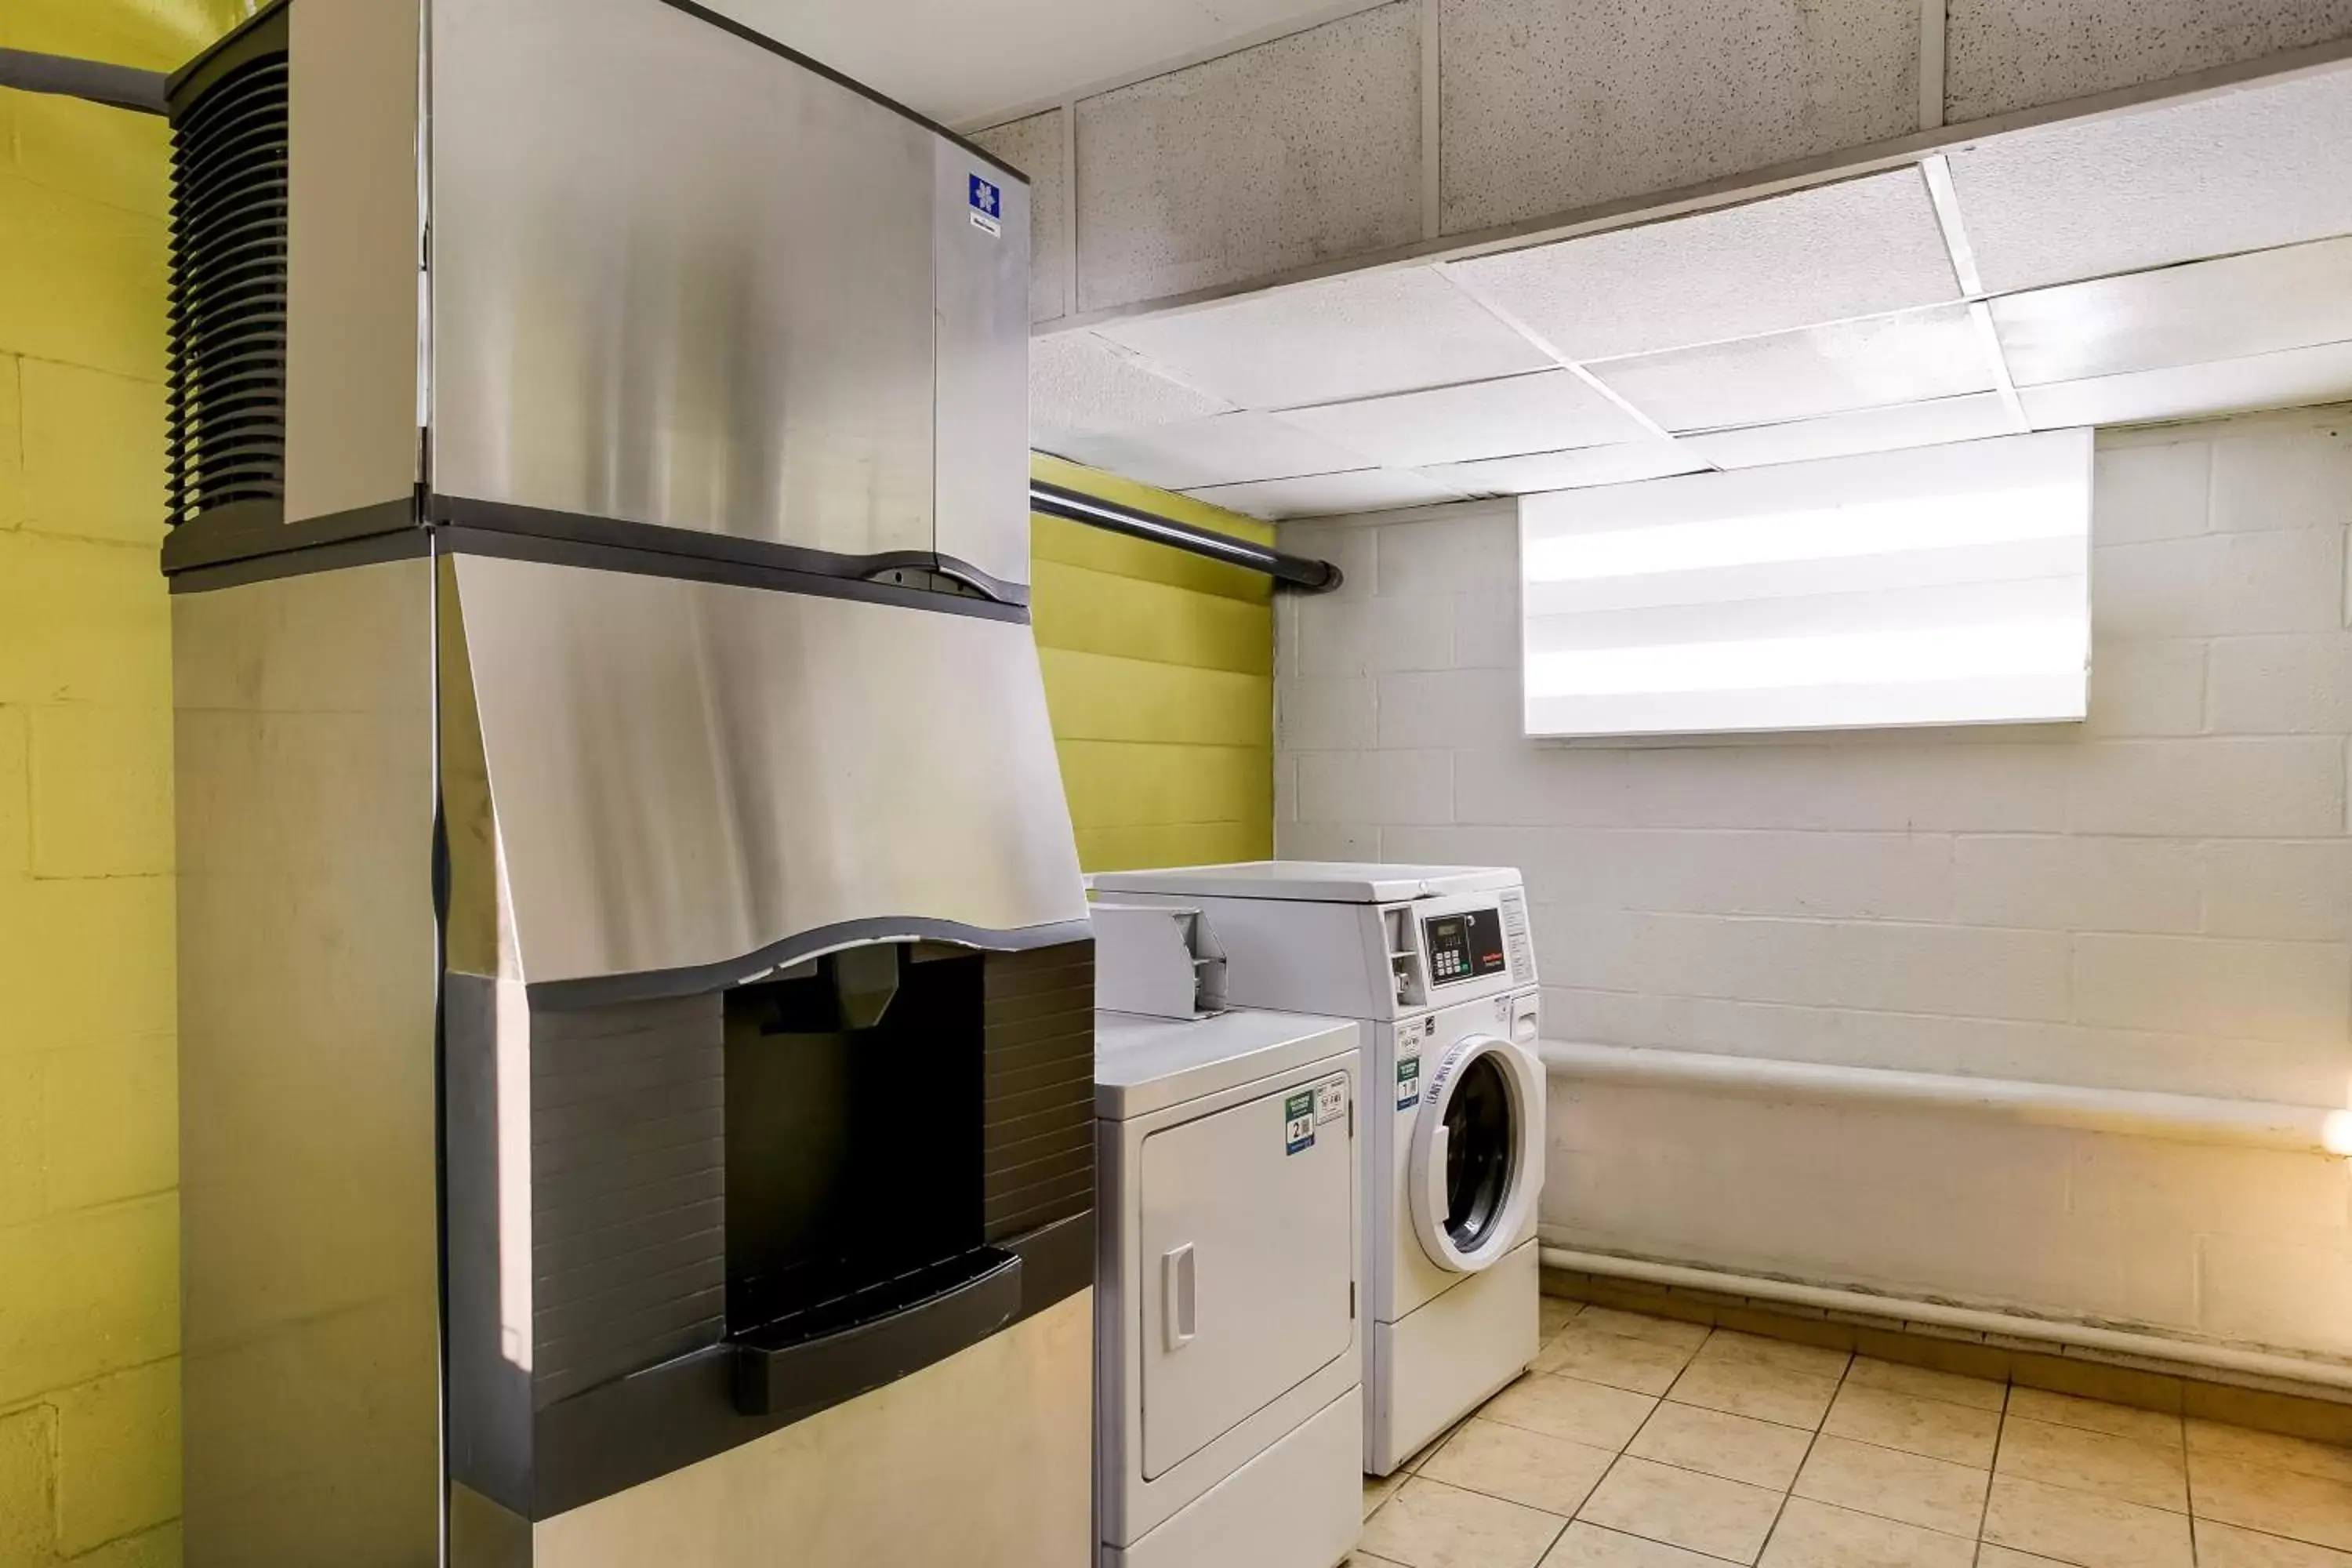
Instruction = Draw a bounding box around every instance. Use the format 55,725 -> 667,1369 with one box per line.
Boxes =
1538,1038 -> 2352,1156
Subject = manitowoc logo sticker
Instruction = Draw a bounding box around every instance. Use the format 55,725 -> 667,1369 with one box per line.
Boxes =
968,173 -> 1002,236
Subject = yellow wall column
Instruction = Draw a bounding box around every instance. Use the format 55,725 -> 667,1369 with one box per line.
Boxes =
0,5 -> 252,1565
1029,455 -> 1276,872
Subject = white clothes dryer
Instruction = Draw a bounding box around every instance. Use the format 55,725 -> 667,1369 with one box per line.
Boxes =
1089,862 -> 1544,1475
1094,1007 -> 1366,1568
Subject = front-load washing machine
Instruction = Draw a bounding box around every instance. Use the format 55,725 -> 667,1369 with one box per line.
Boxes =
1088,862 -> 1544,1474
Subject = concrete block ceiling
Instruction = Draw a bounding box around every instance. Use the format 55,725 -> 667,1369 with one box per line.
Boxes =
1025,58 -> 2352,519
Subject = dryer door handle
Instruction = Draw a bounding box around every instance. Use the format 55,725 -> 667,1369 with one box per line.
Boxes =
1162,1243 -> 1196,1351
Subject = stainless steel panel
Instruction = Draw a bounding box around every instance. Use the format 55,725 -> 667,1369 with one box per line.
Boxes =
934,138 -> 1034,590
451,555 -> 1087,985
285,0 -> 423,521
429,0 -> 938,557
510,1291 -> 1093,1568
175,558 -> 441,1566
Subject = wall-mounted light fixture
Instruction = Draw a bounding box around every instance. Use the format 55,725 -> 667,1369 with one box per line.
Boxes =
1519,429 -> 2092,739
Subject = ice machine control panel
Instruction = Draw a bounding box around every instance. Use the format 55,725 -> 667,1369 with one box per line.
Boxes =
1423,907 -> 1508,986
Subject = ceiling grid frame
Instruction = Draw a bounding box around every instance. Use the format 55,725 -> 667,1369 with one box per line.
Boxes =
1429,261 -> 1690,448
1923,153 -> 2031,431
1020,38 -> 2352,519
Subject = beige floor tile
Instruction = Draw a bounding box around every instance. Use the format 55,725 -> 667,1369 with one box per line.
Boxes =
2194,1518 -> 2352,1566
1370,1468 -> 1410,1518
1543,1298 -> 1586,1339
1994,1414 -> 2186,1512
1980,1474 -> 2192,1568
1629,1400 -> 1815,1491
1577,1455 -> 1784,1563
1575,1308 -> 1712,1353
2002,1386 -> 2181,1448
1973,1548 -> 2073,1566
1350,1555 -> 1417,1566
1759,1497 -> 1976,1567
1539,1521 -> 1728,1566
1537,1328 -> 1698,1397
1846,1357 -> 2009,1414
2191,1421 -> 2352,1487
1669,1356 -> 1842,1431
1410,1421 -> 1473,1473
1700,1330 -> 1855,1381
1483,1375 -> 1660,1453
1359,1476 -> 1570,1568
1425,1417 -> 1619,1518
2192,1452 -> 2352,1552
1794,1435 -> 1990,1537
1826,1385 -> 2002,1468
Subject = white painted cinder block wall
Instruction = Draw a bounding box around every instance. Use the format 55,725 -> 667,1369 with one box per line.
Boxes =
1273,407 -> 2352,1359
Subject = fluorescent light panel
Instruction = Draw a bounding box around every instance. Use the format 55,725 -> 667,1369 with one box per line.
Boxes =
1519,430 -> 2092,737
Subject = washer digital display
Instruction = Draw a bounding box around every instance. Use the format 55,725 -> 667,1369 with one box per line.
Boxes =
1422,908 -> 1508,985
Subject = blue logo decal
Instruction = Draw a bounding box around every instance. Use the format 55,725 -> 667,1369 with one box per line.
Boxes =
969,175 -> 1001,219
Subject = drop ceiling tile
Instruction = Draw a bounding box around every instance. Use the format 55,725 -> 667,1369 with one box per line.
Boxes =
1586,304 -> 1994,432
1093,265 -> 1552,409
1681,392 -> 2018,468
2020,339 -> 2352,430
1046,410 -> 1376,489
1947,64 -> 2352,295
1420,441 -> 1711,495
1446,170 -> 1962,361
1029,331 -> 1234,447
1276,370 -> 1652,466
1185,466 -> 1472,520
1991,236 -> 2352,387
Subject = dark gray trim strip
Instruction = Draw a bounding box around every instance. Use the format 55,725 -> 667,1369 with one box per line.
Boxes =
0,47 -> 167,114
528,916 -> 1096,1011
166,526 -> 431,594
163,492 -> 1036,622
432,493 -> 1030,610
438,523 -> 1031,626
162,496 -> 418,578
1030,479 -> 1345,593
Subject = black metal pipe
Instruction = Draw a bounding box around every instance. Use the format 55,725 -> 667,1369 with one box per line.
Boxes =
0,48 -> 168,114
1029,478 -> 1344,593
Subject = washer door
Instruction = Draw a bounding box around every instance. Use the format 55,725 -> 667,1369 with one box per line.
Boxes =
1407,1033 -> 1535,1273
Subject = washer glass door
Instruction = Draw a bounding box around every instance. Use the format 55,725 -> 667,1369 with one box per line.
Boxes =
1408,1033 -> 1533,1272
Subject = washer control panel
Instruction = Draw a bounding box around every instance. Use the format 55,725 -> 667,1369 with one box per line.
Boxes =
1385,888 -> 1536,1010
1422,907 -> 1507,986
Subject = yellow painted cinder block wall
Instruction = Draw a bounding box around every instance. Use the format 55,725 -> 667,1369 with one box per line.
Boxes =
1,4 -> 253,1564
1030,454 -> 1276,873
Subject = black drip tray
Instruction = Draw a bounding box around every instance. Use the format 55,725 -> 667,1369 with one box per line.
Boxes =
728,1247 -> 1022,1419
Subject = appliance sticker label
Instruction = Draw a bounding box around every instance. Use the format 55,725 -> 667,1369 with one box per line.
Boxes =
1396,1054 -> 1421,1111
968,174 -> 1002,237
1284,1091 -> 1316,1155
1315,1076 -> 1348,1125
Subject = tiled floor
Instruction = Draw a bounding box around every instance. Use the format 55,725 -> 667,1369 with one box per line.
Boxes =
1352,1298 -> 2352,1567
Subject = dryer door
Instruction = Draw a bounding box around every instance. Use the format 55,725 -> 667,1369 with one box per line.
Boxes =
1138,1071 -> 1356,1480
1407,1033 -> 1537,1273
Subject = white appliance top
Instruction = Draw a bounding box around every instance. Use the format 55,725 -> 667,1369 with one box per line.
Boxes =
1089,860 -> 1522,905
1095,1007 -> 1359,1120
